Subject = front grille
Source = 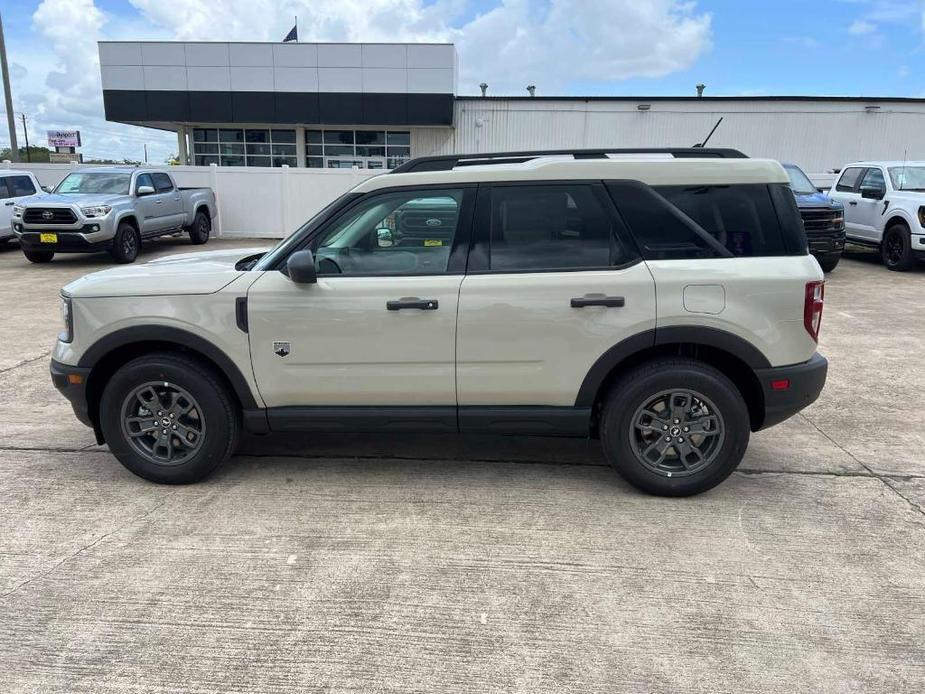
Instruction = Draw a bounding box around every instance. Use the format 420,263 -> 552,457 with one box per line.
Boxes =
800,207 -> 842,233
23,207 -> 77,225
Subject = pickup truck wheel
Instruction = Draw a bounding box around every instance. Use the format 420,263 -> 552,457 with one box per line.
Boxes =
189,211 -> 210,245
599,358 -> 750,497
882,224 -> 915,271
110,223 -> 140,263
23,249 -> 54,263
99,353 -> 239,484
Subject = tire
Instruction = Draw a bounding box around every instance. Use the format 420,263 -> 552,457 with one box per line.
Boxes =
23,248 -> 54,263
189,210 -> 210,245
99,352 -> 240,484
817,253 -> 841,273
110,222 -> 140,263
599,358 -> 750,497
881,223 -> 915,271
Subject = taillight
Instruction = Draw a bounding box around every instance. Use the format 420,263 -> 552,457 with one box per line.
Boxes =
804,280 -> 824,342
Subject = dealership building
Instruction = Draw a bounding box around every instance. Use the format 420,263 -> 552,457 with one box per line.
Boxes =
98,40 -> 925,174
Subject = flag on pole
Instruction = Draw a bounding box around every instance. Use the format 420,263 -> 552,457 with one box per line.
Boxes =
283,23 -> 298,42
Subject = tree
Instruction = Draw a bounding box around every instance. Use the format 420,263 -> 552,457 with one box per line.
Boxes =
0,146 -> 51,162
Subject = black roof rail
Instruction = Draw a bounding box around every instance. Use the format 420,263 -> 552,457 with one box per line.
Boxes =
390,147 -> 748,174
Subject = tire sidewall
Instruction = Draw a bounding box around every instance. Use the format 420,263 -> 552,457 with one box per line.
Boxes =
190,212 -> 210,245
100,356 -> 235,484
23,249 -> 54,263
601,362 -> 750,496
882,225 -> 912,271
112,223 -> 140,263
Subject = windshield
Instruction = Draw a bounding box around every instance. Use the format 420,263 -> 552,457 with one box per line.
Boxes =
55,172 -> 132,195
888,166 -> 925,191
784,165 -> 817,195
252,192 -> 360,271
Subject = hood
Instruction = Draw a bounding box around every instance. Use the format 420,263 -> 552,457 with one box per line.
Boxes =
29,193 -> 127,207
794,190 -> 843,210
63,247 -> 268,298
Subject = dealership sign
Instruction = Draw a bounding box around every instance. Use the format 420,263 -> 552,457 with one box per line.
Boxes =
47,130 -> 81,148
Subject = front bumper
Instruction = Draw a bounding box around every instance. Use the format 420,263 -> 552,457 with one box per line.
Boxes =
50,359 -> 94,429
754,353 -> 828,430
18,228 -> 113,253
807,229 -> 846,256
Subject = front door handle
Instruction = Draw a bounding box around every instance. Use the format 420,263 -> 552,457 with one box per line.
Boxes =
848,200 -> 858,206
3,201 -> 13,206
387,297 -> 439,311
570,295 -> 625,308
154,199 -> 163,205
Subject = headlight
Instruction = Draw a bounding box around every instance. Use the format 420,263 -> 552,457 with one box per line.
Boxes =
11,205 -> 23,217
832,210 -> 844,228
80,205 -> 112,218
918,206 -> 925,228
59,295 -> 73,343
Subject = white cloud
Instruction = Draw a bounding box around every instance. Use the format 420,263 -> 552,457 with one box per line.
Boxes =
848,19 -> 876,34
9,0 -> 712,161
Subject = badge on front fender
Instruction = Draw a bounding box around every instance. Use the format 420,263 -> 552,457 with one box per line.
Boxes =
273,341 -> 290,358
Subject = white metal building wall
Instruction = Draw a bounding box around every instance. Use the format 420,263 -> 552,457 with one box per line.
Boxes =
411,98 -> 925,173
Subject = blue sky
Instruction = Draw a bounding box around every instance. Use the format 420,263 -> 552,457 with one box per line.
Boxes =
0,0 -> 923,161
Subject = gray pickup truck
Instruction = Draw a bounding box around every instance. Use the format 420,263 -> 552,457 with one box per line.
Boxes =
12,167 -> 216,264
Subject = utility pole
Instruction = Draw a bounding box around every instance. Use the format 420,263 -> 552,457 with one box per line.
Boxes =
21,112 -> 29,162
0,12 -> 19,161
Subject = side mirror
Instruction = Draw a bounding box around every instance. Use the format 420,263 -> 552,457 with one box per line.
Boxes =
41,185 -> 52,193
136,185 -> 155,196
376,227 -> 394,248
860,186 -> 884,200
287,249 -> 317,284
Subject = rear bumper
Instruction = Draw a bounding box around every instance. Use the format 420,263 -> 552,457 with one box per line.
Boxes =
754,353 -> 828,430
50,359 -> 94,429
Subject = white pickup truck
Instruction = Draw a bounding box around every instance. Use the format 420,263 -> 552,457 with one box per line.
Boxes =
12,167 -> 216,264
827,161 -> 925,270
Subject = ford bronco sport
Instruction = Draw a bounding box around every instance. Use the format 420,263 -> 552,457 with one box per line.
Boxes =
50,148 -> 828,497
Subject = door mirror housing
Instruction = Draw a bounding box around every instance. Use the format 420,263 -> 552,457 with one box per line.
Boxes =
136,185 -> 155,196
860,186 -> 885,200
376,227 -> 394,248
41,185 -> 52,193
287,249 -> 317,284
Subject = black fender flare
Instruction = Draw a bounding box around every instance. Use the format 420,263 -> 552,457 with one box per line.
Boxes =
78,325 -> 259,409
574,326 -> 770,407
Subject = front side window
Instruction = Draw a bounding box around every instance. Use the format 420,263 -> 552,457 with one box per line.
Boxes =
655,184 -> 787,257
835,167 -> 864,192
152,173 -> 173,193
487,184 -> 622,272
55,172 -> 132,195
313,189 -> 465,276
6,175 -> 37,197
135,173 -> 154,192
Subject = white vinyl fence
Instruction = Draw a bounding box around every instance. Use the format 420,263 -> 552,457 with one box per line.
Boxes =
1,161 -> 379,239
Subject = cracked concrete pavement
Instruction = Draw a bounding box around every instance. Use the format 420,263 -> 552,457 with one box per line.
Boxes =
0,238 -> 923,692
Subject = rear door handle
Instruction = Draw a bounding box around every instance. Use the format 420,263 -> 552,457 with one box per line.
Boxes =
848,201 -> 858,206
387,298 -> 439,311
571,295 -> 625,308
154,199 -> 163,204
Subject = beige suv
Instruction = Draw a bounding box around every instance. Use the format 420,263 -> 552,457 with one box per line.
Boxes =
50,148 -> 828,496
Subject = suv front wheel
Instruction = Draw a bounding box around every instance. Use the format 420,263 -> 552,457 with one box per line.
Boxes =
99,353 -> 239,484
600,358 -> 750,497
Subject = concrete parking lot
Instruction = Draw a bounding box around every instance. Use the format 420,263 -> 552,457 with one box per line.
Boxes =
1,237 -> 923,693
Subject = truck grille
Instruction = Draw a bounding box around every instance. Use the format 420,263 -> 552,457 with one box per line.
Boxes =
800,208 -> 842,233
23,207 -> 77,225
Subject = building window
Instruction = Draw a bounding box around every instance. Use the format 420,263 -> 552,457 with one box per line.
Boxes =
193,128 -> 296,167
305,129 -> 411,169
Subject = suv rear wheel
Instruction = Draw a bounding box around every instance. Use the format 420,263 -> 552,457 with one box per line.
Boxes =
99,353 -> 239,484
600,358 -> 750,497
882,223 -> 914,271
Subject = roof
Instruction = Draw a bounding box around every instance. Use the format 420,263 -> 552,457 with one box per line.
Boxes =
71,166 -> 163,174
456,95 -> 925,104
354,157 -> 789,193
0,169 -> 35,176
844,161 -> 925,167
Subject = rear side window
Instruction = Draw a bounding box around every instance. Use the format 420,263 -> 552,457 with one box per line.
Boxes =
835,167 -> 864,192
607,181 -> 722,260
487,184 -> 629,271
6,175 -> 36,196
152,173 -> 173,193
655,184 -> 787,257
